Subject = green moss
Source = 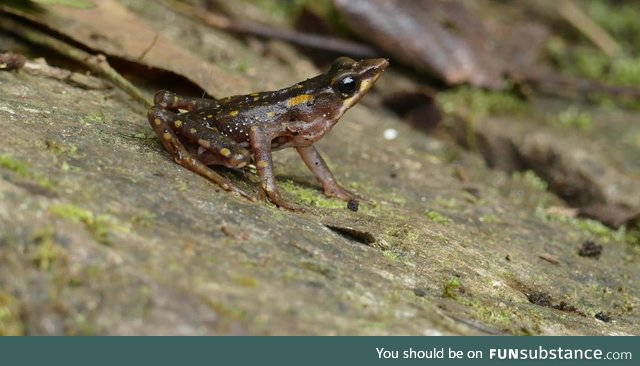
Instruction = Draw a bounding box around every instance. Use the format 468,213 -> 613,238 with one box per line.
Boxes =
71,313 -> 97,335
438,88 -> 528,151
424,210 -> 452,224
208,301 -> 248,320
0,153 -> 53,189
435,196 -> 459,209
442,278 -> 462,299
384,225 -> 419,246
0,154 -> 29,176
624,131 -> 640,150
139,286 -> 152,299
46,140 -> 79,157
586,1 -> 640,51
473,302 -> 512,330
234,276 -> 258,288
50,204 -> 129,245
244,0 -> 308,24
0,293 -> 23,336
31,226 -> 64,271
537,207 -> 638,244
80,112 -> 105,124
546,0 -> 640,103
381,249 -> 402,261
390,195 -> 407,206
129,210 -> 156,228
512,170 -> 548,192
300,260 -> 337,279
168,262 -> 182,274
572,217 -> 615,237
438,87 -> 528,119
479,215 -> 502,224
280,180 -> 344,209
552,44 -> 640,88
553,107 -> 594,131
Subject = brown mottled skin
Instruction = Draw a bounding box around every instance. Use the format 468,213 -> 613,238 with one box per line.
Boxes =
147,57 -> 389,209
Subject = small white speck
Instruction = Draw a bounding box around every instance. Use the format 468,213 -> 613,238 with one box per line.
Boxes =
383,128 -> 398,140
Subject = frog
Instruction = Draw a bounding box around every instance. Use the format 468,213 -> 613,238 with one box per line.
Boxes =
147,57 -> 389,210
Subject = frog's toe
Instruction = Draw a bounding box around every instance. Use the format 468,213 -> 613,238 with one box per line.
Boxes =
232,186 -> 257,202
274,199 -> 304,212
262,190 -> 302,211
225,148 -> 251,169
324,185 -> 359,201
153,90 -> 174,107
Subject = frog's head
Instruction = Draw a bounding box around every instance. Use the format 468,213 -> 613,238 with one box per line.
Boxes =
328,57 -> 389,111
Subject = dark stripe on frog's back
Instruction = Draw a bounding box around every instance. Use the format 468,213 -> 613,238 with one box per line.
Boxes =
193,74 -> 331,142
218,73 -> 329,111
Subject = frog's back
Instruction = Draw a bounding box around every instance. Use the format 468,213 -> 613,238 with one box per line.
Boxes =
187,74 -> 329,142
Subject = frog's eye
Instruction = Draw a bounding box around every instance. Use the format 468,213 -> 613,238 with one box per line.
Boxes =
336,75 -> 359,96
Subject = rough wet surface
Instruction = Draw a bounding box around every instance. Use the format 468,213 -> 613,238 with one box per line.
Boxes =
1,66 -> 638,335
1,1 -> 639,336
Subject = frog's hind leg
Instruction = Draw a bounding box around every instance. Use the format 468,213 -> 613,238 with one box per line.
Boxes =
154,90 -> 220,112
147,106 -> 255,201
165,111 -> 251,170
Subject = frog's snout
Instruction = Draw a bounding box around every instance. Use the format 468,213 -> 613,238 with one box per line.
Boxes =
360,58 -> 389,75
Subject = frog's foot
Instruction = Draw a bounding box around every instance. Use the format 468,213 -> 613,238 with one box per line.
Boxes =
260,188 -> 303,212
147,106 -> 256,202
153,90 -> 220,112
294,145 -> 365,202
322,184 -> 363,202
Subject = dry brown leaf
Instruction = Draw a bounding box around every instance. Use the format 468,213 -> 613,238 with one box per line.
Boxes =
3,0 -> 249,97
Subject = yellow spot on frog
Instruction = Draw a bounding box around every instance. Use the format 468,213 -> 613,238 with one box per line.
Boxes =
219,148 -> 231,157
253,96 -> 260,101
198,139 -> 211,148
174,120 -> 183,128
154,118 -> 162,126
189,128 -> 197,134
250,92 -> 260,97
162,132 -> 172,140
229,110 -> 239,117
287,94 -> 313,107
207,114 -> 213,118
256,160 -> 268,168
267,111 -> 276,118
173,95 -> 180,104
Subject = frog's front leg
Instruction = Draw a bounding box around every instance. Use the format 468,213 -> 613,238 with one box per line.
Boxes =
248,125 -> 300,211
147,106 -> 255,201
296,145 -> 359,201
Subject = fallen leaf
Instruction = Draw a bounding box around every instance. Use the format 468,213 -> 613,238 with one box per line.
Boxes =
4,0 -> 249,97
